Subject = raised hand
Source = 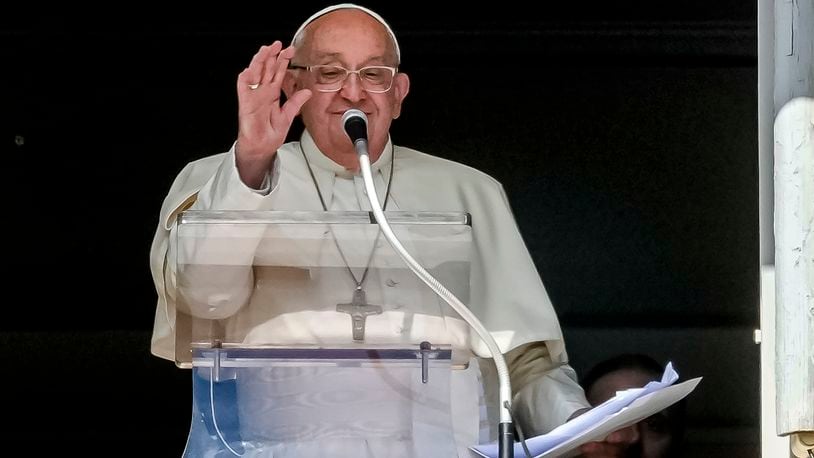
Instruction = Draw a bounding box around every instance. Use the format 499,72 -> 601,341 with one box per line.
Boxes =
235,41 -> 312,188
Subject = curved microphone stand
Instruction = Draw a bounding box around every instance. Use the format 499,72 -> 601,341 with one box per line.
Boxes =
342,109 -> 515,458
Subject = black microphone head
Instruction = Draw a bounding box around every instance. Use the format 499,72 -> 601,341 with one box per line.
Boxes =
342,109 -> 368,145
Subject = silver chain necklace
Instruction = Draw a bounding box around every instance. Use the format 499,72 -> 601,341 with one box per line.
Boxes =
298,141 -> 395,341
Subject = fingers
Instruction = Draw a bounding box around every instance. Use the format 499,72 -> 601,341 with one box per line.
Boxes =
259,42 -> 283,85
604,425 -> 640,445
252,41 -> 282,85
237,41 -> 285,96
237,67 -> 256,97
577,425 -> 641,457
280,88 -> 313,123
268,45 -> 296,89
233,42 -> 308,159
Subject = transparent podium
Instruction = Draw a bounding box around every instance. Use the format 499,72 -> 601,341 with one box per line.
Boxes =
174,210 -> 480,457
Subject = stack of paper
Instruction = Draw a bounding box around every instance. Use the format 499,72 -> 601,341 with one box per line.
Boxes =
470,362 -> 702,458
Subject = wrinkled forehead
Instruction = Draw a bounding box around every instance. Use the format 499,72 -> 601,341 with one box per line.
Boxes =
291,3 -> 401,64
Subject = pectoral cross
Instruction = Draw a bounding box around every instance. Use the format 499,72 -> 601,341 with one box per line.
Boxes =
336,288 -> 383,342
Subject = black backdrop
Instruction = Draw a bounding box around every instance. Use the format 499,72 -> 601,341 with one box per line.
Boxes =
1,2 -> 759,456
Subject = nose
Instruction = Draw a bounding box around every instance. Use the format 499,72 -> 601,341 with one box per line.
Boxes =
339,73 -> 366,102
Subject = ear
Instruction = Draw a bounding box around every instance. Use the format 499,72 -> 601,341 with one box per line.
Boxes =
391,72 -> 410,119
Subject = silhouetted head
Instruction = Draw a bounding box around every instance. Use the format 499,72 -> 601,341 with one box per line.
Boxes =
582,354 -> 687,458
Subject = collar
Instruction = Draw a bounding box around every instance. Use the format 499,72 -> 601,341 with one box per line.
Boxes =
300,129 -> 394,179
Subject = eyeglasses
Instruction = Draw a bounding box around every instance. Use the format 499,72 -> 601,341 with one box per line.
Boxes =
288,64 -> 397,93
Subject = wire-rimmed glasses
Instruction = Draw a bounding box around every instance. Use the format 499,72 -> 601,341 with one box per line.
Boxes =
289,64 -> 397,93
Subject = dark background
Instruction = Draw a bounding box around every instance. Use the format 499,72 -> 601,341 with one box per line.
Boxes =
1,2 -> 759,456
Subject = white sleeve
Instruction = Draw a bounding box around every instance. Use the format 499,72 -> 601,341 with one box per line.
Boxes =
170,146 -> 280,320
507,342 -> 591,436
150,146 -> 282,359
247,154 -> 280,196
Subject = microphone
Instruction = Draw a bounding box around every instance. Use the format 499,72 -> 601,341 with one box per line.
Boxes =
341,109 -> 368,153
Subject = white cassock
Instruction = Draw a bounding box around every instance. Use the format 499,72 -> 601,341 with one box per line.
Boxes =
149,130 -> 590,457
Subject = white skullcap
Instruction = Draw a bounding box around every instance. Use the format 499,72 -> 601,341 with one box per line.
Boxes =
291,3 -> 401,64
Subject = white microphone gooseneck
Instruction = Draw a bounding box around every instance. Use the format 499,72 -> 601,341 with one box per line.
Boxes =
341,109 -> 514,457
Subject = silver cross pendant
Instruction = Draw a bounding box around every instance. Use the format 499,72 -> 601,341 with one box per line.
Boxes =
336,288 -> 383,342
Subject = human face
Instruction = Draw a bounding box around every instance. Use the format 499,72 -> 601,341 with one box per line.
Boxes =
283,9 -> 409,170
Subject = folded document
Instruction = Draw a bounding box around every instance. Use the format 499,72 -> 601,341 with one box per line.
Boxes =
470,362 -> 702,458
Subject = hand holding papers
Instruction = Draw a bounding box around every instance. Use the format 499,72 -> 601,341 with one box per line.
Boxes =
470,362 -> 702,458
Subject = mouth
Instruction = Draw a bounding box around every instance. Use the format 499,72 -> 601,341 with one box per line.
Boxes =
333,110 -> 371,116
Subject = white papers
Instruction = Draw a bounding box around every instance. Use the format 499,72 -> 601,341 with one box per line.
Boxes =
470,362 -> 702,458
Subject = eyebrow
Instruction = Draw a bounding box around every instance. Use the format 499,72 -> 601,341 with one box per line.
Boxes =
310,51 -> 392,66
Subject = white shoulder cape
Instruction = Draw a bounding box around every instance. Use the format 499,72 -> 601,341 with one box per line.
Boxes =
149,135 -> 566,362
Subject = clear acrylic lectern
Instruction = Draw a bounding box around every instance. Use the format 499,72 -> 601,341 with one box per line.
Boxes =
174,210 -> 476,457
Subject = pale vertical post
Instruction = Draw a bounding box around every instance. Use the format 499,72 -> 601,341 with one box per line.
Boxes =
774,96 -> 814,437
773,0 -> 814,443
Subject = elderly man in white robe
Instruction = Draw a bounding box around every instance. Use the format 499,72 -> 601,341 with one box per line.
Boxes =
150,4 -> 638,457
